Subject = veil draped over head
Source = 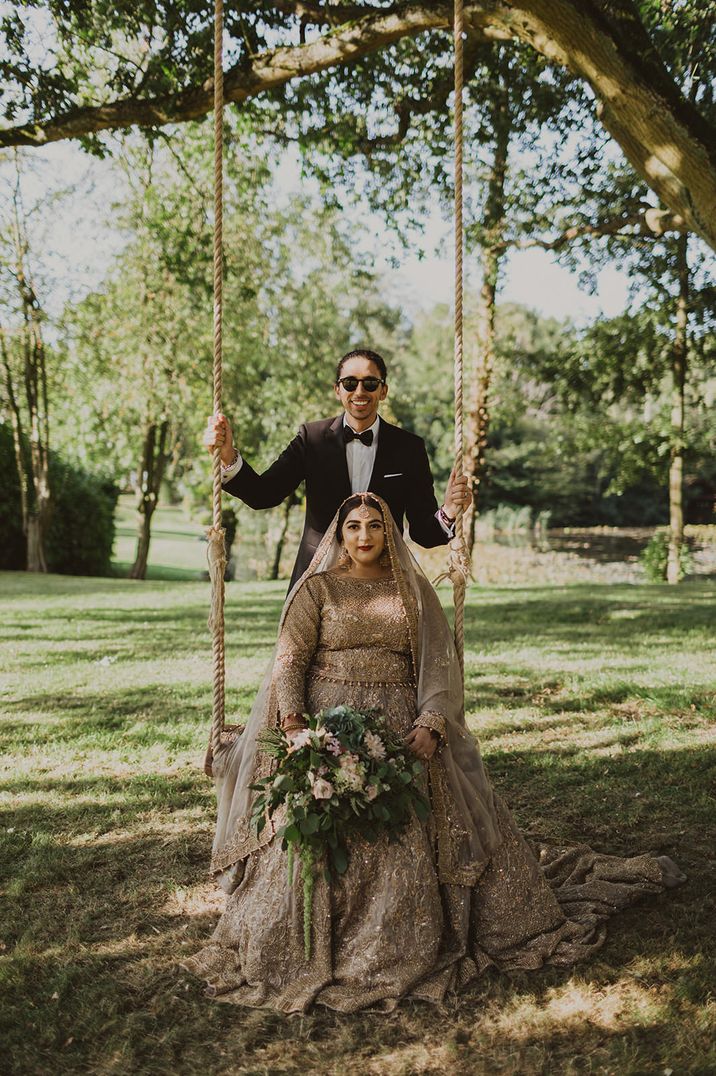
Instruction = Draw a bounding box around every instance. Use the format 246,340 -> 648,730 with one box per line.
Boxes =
210,494 -> 502,893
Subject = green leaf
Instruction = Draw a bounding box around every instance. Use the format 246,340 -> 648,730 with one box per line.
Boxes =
299,813 -> 320,835
332,844 -> 349,874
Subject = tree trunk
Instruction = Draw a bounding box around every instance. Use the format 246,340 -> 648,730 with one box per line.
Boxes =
464,69 -> 511,558
4,167 -> 53,572
465,245 -> 501,557
0,326 -> 29,534
666,233 -> 689,585
269,492 -> 298,580
129,418 -> 170,580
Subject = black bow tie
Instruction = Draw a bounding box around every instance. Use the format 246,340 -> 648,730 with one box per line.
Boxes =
343,426 -> 374,447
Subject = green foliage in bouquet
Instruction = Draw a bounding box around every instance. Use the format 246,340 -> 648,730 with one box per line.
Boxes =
250,705 -> 430,958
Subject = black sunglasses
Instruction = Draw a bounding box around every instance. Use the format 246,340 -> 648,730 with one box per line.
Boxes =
337,376 -> 385,392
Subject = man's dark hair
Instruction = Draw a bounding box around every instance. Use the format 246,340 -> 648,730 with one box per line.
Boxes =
335,349 -> 388,384
337,494 -> 384,540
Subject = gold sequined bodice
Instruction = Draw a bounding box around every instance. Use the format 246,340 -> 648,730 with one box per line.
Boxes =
273,573 -> 414,715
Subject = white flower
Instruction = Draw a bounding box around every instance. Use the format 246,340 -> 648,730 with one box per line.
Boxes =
312,777 -> 334,800
335,753 -> 365,792
363,731 -> 386,761
287,729 -> 311,752
365,784 -> 379,801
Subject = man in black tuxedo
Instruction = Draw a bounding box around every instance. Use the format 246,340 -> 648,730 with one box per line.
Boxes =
205,349 -> 469,588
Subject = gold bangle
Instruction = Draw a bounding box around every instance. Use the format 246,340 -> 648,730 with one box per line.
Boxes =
282,722 -> 306,733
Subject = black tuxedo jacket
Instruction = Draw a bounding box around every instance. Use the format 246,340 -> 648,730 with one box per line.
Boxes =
224,414 -> 447,587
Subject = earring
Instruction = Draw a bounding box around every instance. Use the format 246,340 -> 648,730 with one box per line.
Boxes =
338,546 -> 352,570
379,548 -> 391,570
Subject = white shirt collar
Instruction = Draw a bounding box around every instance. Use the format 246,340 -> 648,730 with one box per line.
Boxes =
342,414 -> 380,438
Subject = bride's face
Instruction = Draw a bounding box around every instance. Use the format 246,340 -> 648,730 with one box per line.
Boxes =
341,506 -> 386,568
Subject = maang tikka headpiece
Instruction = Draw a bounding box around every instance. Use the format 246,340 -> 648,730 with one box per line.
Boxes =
357,497 -> 372,519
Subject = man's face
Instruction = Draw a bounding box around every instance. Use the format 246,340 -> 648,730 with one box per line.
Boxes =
334,356 -> 388,430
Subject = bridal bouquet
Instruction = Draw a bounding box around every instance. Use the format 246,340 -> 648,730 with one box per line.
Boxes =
250,705 -> 430,957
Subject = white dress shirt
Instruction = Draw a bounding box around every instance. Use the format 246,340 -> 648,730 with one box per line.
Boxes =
343,414 -> 379,493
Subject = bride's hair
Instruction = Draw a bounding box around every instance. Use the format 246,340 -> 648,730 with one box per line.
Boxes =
337,494 -> 384,540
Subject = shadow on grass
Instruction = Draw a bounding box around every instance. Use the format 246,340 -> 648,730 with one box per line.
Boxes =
1,685 -> 256,751
462,587 -> 716,650
6,599 -> 285,666
111,560 -> 206,582
468,679 -> 716,720
2,746 -> 714,1074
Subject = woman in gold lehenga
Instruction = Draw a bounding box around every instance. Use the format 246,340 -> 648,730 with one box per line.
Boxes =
183,493 -> 683,1013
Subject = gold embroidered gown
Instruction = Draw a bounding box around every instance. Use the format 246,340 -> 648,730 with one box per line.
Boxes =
183,572 -> 678,1013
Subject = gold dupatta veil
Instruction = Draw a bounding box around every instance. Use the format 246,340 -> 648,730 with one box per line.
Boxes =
209,494 -> 501,892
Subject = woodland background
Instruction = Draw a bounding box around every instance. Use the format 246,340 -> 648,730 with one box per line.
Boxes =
1,0 -> 715,585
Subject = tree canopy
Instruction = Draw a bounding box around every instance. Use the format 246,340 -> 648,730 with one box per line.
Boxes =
3,1 -> 716,250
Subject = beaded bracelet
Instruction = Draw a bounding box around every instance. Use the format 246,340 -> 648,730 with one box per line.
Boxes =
220,448 -> 240,472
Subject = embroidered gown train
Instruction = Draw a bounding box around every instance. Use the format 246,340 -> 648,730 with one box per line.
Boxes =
182,499 -> 682,1013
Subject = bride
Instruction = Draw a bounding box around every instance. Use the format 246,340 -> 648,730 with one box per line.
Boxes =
183,493 -> 682,1012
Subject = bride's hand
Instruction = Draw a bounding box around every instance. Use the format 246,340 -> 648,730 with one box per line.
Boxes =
405,726 -> 439,762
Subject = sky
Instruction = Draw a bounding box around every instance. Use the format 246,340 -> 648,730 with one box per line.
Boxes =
8,137 -> 631,327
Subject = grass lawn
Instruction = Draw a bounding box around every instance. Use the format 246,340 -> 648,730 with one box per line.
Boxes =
1,568 -> 715,1075
112,496 -> 209,581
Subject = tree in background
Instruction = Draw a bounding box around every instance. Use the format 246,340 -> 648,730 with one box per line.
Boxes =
0,153 -> 52,571
396,298 -> 715,533
60,125 -> 277,577
56,122 -> 403,580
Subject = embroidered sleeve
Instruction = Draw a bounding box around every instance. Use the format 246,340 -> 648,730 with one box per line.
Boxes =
413,710 -> 447,742
273,577 -> 322,718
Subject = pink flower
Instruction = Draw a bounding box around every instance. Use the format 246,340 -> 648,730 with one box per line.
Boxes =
325,735 -> 342,756
312,777 -> 334,800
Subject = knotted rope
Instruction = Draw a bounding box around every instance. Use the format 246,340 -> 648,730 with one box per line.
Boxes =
435,0 -> 470,676
207,0 -> 226,759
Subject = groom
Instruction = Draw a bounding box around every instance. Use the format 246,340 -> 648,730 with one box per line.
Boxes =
205,348 -> 469,588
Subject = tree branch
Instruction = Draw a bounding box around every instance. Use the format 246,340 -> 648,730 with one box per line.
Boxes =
504,208 -> 688,252
1,0 -> 715,252
0,3 -> 452,149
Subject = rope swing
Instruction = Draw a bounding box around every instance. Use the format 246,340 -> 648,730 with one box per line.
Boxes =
206,0 -> 227,763
435,0 -> 471,674
206,0 -> 469,765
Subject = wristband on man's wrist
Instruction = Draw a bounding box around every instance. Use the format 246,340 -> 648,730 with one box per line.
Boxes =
220,448 -> 239,471
439,505 -> 455,526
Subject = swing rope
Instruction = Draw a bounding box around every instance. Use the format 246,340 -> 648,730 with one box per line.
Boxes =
435,0 -> 471,675
207,0 -> 226,758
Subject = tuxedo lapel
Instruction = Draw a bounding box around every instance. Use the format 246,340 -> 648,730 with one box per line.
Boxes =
324,414 -> 351,500
368,418 -> 397,491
